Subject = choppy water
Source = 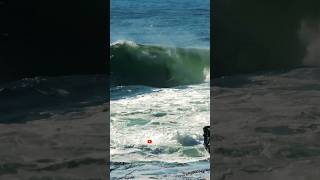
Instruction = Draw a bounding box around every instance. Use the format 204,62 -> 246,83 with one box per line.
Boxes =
110,83 -> 210,179
110,0 -> 210,179
111,0 -> 209,48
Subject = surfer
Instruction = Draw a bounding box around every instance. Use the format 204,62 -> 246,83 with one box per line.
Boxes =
203,126 -> 210,153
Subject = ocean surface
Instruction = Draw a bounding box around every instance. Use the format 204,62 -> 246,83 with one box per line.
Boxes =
110,0 -> 209,48
110,0 -> 210,179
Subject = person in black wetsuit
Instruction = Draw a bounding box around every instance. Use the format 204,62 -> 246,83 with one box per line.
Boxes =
203,126 -> 210,153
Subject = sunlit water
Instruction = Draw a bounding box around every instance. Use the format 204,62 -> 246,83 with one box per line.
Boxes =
111,0 -> 209,48
110,82 -> 210,179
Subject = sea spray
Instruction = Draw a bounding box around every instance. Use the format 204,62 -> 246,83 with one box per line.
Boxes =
214,0 -> 320,77
299,19 -> 320,67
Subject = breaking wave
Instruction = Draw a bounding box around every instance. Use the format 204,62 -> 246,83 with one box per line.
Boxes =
110,40 -> 210,87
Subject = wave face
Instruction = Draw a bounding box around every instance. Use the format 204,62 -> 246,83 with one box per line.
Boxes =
110,41 -> 209,87
0,75 -> 107,123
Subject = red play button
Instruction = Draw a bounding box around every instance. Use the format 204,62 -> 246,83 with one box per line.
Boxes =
147,140 -> 152,144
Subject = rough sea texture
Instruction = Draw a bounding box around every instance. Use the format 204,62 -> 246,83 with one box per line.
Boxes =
0,76 -> 108,179
213,68 -> 320,180
110,0 -> 210,179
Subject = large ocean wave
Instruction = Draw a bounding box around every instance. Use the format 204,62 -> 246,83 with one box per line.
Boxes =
110,40 -> 210,87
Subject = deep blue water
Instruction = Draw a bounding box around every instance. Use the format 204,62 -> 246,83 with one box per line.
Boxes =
111,0 -> 210,48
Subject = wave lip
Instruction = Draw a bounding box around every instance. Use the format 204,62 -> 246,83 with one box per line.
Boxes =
110,40 -> 210,87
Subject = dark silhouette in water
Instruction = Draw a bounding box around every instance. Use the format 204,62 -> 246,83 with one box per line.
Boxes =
203,126 -> 210,153
213,0 -> 320,77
